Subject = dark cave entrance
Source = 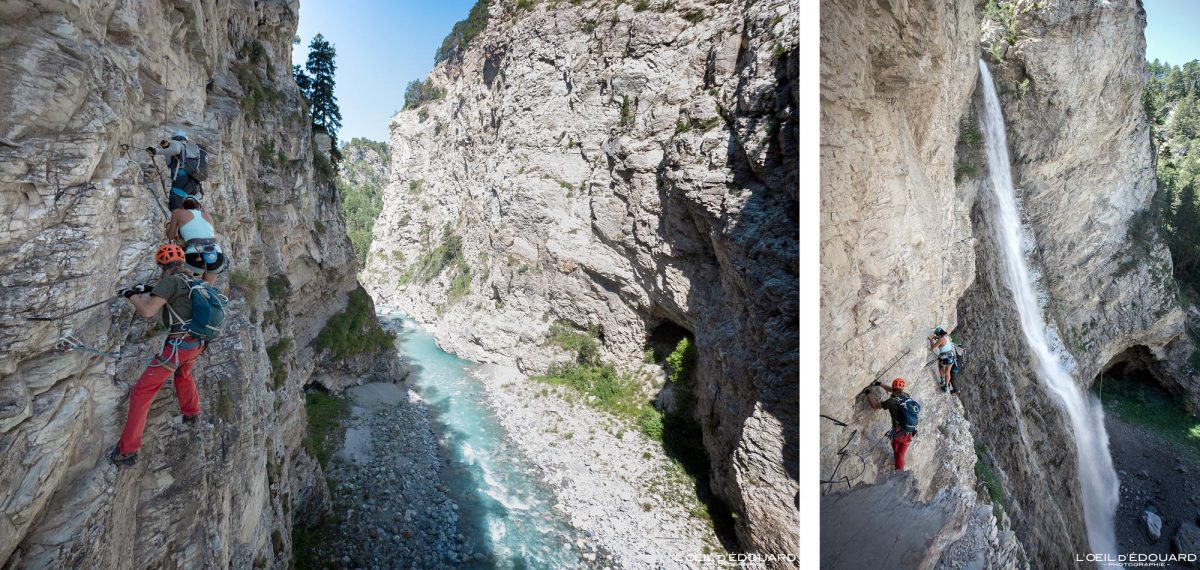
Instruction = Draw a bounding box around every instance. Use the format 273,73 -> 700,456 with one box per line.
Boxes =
1094,345 -> 1200,558
643,317 -> 740,551
646,319 -> 692,363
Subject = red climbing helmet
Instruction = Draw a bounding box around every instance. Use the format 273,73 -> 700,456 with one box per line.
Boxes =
892,378 -> 906,390
155,244 -> 185,265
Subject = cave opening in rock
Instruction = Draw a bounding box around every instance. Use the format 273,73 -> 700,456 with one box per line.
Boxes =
643,317 -> 740,551
1094,345 -> 1200,558
646,319 -> 692,363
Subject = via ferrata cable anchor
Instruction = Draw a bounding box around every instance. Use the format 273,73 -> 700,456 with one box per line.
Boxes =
120,143 -> 168,219
57,335 -> 122,360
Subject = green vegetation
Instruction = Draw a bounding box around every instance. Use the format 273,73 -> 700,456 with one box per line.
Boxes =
345,137 -> 389,159
666,337 -> 696,385
257,139 -> 280,166
336,138 -> 389,263
413,228 -> 464,282
954,111 -> 985,183
229,269 -> 259,304
404,79 -> 446,110
619,95 -> 633,127
303,390 -> 351,469
235,49 -> 282,120
267,337 -> 292,389
974,445 -> 1007,523
982,0 -> 1020,47
434,0 -> 491,64
516,0 -> 535,10
267,274 -> 290,301
634,0 -> 650,11
447,266 -> 473,304
546,321 -> 601,365
313,149 -> 334,184
1096,376 -> 1200,460
682,9 -> 705,24
314,287 -> 394,360
1145,59 -> 1200,294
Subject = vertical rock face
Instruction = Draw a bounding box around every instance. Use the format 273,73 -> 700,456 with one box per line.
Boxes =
820,0 -> 981,512
363,0 -> 798,556
0,1 -> 388,567
956,0 -> 1184,564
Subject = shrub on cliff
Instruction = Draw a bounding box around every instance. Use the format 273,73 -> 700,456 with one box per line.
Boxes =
403,79 -> 446,110
434,0 -> 490,65
314,287 -> 394,360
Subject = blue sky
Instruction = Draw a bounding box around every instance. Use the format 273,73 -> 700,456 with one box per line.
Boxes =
1144,0 -> 1200,65
293,0 -> 477,143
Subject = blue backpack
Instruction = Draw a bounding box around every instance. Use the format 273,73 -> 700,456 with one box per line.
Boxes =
895,394 -> 921,433
171,275 -> 226,341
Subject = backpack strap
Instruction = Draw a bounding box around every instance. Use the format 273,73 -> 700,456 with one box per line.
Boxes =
164,273 -> 198,328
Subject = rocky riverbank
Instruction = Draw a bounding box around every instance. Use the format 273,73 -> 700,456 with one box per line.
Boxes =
473,363 -> 725,568
305,383 -> 484,569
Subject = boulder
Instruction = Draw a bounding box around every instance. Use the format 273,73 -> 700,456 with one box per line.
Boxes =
1144,509 -> 1164,543
1172,522 -> 1200,567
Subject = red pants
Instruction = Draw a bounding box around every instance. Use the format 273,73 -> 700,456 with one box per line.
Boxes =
118,338 -> 204,454
891,432 -> 914,470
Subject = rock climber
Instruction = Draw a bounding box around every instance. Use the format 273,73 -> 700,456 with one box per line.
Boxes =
109,244 -> 205,467
929,326 -> 957,393
868,378 -> 920,471
166,195 -> 226,286
146,129 -> 205,211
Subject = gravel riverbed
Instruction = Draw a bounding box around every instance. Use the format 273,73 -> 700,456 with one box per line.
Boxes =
473,363 -> 724,569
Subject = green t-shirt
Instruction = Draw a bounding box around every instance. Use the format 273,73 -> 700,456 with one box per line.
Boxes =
151,273 -> 194,330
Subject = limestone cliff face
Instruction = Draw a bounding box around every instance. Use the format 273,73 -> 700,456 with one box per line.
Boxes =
955,0 -> 1184,565
363,0 -> 798,556
819,0 -> 1028,566
823,0 -> 1183,566
0,1 -> 389,567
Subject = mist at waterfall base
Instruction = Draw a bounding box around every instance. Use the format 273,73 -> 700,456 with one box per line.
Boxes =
976,60 -> 1122,563
379,309 -> 587,568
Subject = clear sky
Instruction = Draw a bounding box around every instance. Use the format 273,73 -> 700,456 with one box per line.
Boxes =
1144,0 -> 1200,65
293,0 -> 478,143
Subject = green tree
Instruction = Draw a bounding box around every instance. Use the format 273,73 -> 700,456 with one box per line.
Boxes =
403,79 -> 445,110
293,65 -> 311,99
434,0 -> 491,64
305,34 -> 343,165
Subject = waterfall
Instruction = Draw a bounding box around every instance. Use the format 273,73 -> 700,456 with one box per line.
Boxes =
976,60 -> 1121,563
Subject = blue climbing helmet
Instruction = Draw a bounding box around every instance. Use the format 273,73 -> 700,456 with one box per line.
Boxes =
172,129 -> 188,141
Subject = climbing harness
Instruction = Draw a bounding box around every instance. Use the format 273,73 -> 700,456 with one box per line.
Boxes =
146,336 -> 205,371
56,335 -> 121,359
27,295 -> 120,321
120,144 -> 168,219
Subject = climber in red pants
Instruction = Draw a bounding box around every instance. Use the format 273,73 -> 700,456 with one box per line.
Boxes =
868,378 -> 921,471
109,244 -> 205,467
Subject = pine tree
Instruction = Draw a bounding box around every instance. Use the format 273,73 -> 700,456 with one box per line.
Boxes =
293,65 -> 312,100
305,34 -> 343,164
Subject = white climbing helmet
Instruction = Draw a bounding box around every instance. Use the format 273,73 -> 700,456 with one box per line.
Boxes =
171,129 -> 188,141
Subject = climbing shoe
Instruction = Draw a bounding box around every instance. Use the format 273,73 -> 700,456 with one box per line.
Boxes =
109,446 -> 137,468
182,414 -> 199,425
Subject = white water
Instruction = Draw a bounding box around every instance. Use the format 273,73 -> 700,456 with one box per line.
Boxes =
977,60 -> 1121,563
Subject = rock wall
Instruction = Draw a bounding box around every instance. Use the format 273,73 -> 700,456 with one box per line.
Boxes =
0,0 -> 390,567
363,0 -> 798,556
955,0 -> 1184,565
822,0 -> 1186,566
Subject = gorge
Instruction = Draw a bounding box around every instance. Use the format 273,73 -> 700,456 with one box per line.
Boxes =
0,0 -> 799,568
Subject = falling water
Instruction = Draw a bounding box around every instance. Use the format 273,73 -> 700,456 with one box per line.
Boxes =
976,60 -> 1121,563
